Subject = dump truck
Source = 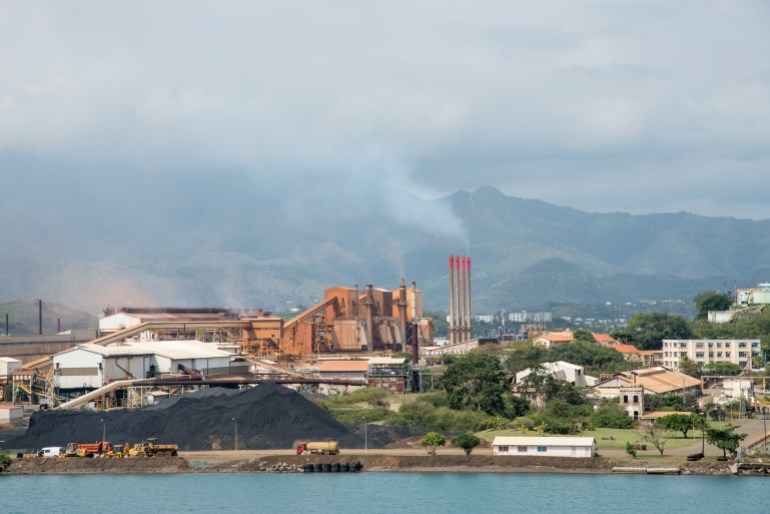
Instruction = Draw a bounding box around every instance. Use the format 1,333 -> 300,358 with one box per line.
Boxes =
296,441 -> 339,455
127,438 -> 179,457
60,441 -> 113,458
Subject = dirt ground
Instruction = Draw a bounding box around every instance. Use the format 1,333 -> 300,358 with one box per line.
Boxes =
3,450 -> 742,476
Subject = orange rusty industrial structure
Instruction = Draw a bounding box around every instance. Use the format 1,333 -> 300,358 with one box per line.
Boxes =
261,279 -> 433,356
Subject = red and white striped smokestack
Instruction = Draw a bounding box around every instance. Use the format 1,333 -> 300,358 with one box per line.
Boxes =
448,255 -> 455,345
465,256 -> 472,342
460,257 -> 468,342
454,255 -> 462,342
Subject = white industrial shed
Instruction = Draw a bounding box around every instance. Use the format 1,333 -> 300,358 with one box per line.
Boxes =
53,340 -> 239,389
492,436 -> 596,458
0,357 -> 22,379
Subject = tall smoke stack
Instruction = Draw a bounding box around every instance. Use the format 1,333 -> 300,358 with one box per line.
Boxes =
448,256 -> 455,346
398,278 -> 408,349
38,299 -> 42,335
5,313 -> 8,336
454,255 -> 462,343
364,284 -> 374,352
465,257 -> 472,342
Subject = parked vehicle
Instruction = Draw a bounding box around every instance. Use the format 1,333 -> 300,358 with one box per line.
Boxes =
60,441 -> 113,458
38,447 -> 64,458
296,441 -> 339,455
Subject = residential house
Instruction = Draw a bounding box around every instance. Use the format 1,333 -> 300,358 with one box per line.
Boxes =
610,344 -> 643,362
618,384 -> 644,420
593,333 -> 620,347
515,361 -> 600,388
532,331 -> 574,348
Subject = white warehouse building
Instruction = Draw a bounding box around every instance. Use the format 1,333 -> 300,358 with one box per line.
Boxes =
53,340 -> 240,390
492,436 -> 596,458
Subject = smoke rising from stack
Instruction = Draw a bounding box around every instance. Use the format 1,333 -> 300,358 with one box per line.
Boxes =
448,255 -> 472,344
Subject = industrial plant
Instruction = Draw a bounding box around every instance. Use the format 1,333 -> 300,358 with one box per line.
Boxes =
0,273 -> 453,411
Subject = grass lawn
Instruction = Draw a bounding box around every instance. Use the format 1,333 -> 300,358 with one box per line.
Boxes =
477,427 -> 705,450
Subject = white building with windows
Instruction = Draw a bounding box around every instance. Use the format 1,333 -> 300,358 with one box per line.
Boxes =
662,339 -> 761,371
491,436 -> 596,458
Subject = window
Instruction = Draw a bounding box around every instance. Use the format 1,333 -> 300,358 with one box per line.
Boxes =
517,446 -> 527,453
739,352 -> 748,358
726,352 -> 731,357
696,342 -> 704,348
753,342 -> 760,347
717,352 -> 722,358
633,395 -> 639,403
623,395 -> 629,403
739,343 -> 747,348
717,342 -> 723,348
498,446 -> 509,453
696,352 -> 704,358
537,446 -> 547,453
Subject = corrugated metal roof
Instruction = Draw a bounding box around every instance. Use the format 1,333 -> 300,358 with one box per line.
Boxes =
75,340 -> 232,360
318,360 -> 369,372
492,436 -> 595,447
368,357 -> 408,365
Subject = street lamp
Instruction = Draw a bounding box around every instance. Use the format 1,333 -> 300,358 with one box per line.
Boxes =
232,417 -> 238,451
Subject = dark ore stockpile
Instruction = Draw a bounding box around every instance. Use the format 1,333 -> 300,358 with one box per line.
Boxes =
5,383 -> 423,451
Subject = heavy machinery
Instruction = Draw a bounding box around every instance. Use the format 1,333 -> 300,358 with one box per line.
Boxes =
126,438 -> 179,457
60,441 -> 113,458
295,441 -> 339,455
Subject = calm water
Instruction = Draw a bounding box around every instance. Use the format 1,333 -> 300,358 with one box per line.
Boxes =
1,473 -> 767,514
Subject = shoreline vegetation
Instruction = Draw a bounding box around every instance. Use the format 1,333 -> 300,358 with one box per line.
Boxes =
0,452 -> 747,476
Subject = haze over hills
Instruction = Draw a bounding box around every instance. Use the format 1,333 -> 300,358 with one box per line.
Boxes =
1,170 -> 768,315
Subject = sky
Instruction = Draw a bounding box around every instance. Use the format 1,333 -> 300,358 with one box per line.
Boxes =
2,1 -> 770,220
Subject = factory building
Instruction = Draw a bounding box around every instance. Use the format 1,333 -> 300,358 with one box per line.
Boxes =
53,340 -> 243,390
277,280 -> 433,356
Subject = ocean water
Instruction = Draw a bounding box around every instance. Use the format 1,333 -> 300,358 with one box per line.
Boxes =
1,472 -> 766,514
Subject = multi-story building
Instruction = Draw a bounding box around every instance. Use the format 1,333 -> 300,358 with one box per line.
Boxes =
662,339 -> 761,371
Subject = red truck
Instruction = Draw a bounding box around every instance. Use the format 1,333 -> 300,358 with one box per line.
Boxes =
61,441 -> 114,458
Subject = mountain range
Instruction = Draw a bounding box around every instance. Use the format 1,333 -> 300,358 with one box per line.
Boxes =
2,171 -> 768,315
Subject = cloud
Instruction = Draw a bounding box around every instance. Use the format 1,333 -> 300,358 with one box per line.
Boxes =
0,0 -> 769,219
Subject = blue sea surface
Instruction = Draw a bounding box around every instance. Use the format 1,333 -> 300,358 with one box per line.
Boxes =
1,472 -> 765,514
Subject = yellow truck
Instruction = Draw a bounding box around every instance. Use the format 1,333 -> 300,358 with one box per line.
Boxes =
127,438 -> 179,457
295,441 -> 339,455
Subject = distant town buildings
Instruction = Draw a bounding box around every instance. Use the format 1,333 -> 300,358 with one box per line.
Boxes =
508,311 -> 553,323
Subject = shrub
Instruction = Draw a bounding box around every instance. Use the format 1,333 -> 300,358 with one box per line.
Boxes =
0,452 -> 11,471
452,433 -> 481,455
420,432 -> 446,456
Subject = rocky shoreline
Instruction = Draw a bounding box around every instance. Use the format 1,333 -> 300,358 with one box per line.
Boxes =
1,453 -> 746,476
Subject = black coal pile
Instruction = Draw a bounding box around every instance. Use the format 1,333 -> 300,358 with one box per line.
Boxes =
5,383 -> 423,451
